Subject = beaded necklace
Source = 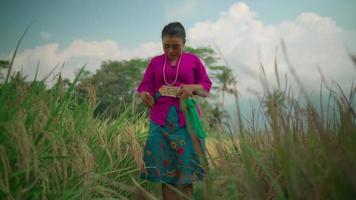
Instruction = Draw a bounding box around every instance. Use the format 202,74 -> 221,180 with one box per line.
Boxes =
163,52 -> 182,86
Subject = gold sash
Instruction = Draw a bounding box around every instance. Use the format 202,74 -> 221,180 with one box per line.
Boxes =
158,85 -> 181,97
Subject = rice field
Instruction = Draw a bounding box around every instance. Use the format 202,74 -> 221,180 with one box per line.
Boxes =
0,37 -> 355,199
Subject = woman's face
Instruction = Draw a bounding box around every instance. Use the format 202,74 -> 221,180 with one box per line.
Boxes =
162,35 -> 185,60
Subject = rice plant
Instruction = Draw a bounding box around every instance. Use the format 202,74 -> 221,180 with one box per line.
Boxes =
1,29 -> 355,199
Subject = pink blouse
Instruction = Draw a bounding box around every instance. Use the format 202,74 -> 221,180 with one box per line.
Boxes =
137,52 -> 212,127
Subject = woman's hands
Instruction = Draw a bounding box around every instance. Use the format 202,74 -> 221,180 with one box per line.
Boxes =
139,91 -> 154,107
140,84 -> 207,106
177,84 -> 194,99
177,84 -> 206,99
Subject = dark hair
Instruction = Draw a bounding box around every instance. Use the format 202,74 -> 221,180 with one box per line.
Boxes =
161,22 -> 186,42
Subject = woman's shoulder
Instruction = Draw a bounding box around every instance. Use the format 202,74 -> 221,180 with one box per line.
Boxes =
145,54 -> 165,70
183,52 -> 205,67
183,51 -> 200,60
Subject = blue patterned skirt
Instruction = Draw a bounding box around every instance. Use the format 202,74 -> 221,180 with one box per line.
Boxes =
139,105 -> 208,185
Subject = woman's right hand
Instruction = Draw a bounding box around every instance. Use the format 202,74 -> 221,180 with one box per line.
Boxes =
139,92 -> 154,107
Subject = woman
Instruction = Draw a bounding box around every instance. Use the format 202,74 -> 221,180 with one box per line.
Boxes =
137,22 -> 212,200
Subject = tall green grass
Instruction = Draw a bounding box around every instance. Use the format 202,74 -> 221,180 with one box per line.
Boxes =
190,45 -> 356,199
0,68 -> 153,199
1,31 -> 355,199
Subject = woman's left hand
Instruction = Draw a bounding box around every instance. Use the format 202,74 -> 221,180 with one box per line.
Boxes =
177,84 -> 194,99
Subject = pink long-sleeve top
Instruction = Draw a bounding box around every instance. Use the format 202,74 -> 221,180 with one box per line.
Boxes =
137,51 -> 212,127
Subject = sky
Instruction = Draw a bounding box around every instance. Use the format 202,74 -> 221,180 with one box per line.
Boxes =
1,0 -> 356,52
1,0 -> 356,110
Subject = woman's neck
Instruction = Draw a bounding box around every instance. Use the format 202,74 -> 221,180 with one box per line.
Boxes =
170,52 -> 183,66
171,59 -> 178,66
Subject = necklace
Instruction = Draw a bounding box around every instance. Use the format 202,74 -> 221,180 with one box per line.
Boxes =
163,52 -> 182,86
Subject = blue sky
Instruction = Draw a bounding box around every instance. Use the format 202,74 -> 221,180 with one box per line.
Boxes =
1,0 -> 356,55
1,0 -> 355,111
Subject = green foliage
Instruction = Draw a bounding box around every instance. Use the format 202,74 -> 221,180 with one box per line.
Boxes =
185,46 -> 235,128
0,59 -> 10,80
0,70 -> 149,199
184,46 -> 218,66
77,59 -> 148,119
0,60 -> 9,69
209,65 -> 237,105
72,46 -> 232,129
4,36 -> 354,199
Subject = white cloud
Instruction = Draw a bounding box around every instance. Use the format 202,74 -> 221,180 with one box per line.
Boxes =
40,31 -> 52,40
6,1 -> 355,107
9,39 -> 162,86
164,0 -> 202,22
187,2 -> 355,106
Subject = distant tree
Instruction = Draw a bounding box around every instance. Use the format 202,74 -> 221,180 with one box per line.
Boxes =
185,46 -> 234,127
74,46 -> 235,128
209,65 -> 236,106
184,46 -> 219,66
0,60 -> 10,81
74,68 -> 92,82
77,59 -> 148,118
185,46 -> 236,105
